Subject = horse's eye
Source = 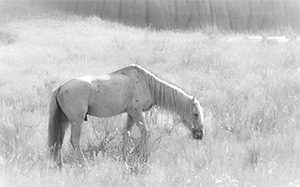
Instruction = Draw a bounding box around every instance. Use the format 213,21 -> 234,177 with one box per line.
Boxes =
194,113 -> 199,118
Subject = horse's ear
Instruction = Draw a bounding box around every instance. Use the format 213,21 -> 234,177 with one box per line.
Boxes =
192,97 -> 197,104
190,97 -> 197,107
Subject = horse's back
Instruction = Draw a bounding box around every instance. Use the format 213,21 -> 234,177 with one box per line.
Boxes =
58,74 -> 134,118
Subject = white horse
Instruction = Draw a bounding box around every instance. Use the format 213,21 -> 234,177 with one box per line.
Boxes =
48,64 -> 205,168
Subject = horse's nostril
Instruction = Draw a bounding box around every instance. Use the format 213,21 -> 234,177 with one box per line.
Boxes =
192,129 -> 203,140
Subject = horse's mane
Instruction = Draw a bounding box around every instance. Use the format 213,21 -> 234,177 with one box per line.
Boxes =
118,64 -> 193,116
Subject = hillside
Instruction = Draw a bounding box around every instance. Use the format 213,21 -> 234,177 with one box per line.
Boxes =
44,0 -> 300,31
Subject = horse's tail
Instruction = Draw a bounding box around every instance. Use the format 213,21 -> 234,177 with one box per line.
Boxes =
48,87 -> 66,156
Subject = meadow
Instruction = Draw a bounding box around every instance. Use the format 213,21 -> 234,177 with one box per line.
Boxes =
1,2 -> 300,187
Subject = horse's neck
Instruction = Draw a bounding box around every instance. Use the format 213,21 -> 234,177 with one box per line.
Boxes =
132,65 -> 191,116
150,78 -> 190,116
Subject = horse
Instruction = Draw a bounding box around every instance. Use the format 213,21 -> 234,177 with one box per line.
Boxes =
48,64 -> 205,168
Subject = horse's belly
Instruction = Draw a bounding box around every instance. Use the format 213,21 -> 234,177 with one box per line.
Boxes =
88,86 -> 131,117
88,98 -> 128,117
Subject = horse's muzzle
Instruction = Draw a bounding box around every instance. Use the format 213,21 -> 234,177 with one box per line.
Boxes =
192,129 -> 203,140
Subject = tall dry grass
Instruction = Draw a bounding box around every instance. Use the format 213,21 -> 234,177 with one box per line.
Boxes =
1,3 -> 300,187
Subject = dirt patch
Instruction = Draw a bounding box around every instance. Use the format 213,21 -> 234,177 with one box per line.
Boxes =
0,31 -> 16,45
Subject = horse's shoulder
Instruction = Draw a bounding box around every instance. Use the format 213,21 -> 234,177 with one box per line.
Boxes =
111,66 -> 141,80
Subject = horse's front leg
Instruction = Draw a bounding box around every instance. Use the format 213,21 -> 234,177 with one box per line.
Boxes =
122,114 -> 134,161
131,112 -> 149,162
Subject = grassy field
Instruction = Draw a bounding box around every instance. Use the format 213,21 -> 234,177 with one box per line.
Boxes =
1,2 -> 300,187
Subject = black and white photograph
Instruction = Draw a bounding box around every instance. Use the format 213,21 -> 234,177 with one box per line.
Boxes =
0,0 -> 299,186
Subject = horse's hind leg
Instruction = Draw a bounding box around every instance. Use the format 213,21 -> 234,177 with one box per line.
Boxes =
56,84 -> 88,166
70,119 -> 86,166
55,118 -> 69,169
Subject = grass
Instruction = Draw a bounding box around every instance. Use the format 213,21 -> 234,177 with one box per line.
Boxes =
1,3 -> 300,187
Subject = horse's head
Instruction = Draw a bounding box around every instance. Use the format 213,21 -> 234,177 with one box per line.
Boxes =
182,97 -> 205,140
